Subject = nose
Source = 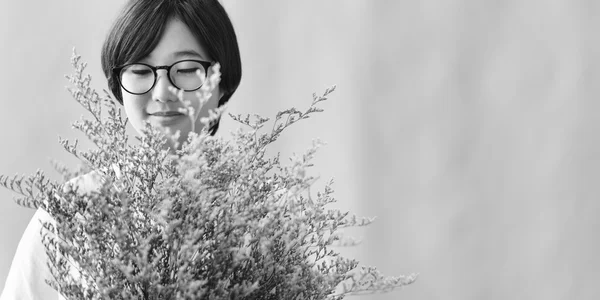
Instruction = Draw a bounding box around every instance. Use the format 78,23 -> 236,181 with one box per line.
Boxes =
151,70 -> 177,103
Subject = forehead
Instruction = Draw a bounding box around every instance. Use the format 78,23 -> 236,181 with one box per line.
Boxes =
143,18 -> 210,63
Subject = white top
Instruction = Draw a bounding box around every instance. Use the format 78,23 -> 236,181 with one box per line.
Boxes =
0,170 -> 106,300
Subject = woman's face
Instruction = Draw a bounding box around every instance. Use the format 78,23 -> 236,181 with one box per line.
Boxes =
121,18 -> 222,150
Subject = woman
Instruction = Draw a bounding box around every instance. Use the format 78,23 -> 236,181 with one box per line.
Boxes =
0,0 -> 241,299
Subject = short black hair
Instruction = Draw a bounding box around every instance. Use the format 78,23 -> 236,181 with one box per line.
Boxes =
101,0 -> 242,135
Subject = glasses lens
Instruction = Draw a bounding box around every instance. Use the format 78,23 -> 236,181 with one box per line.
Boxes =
170,61 -> 207,91
120,64 -> 155,94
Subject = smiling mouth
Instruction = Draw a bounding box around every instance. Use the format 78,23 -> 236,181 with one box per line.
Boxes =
151,111 -> 184,117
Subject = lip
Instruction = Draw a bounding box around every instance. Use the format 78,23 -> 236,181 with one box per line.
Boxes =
149,111 -> 186,126
151,111 -> 184,117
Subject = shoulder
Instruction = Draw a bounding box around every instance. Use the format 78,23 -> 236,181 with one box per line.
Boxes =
62,170 -> 107,195
0,208 -> 59,299
1,168 -> 113,300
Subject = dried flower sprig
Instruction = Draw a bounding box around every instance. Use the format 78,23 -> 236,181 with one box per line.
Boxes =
1,50 -> 417,299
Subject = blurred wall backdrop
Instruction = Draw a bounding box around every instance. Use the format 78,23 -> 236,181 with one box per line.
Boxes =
1,1 -> 598,299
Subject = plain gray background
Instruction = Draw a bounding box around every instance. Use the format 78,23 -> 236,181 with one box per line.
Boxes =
2,1 -> 599,299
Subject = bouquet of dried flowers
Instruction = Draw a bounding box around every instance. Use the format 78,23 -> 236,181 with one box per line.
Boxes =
1,51 -> 417,299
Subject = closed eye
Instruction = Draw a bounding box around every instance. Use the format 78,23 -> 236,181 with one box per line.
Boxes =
131,69 -> 152,75
177,68 -> 200,75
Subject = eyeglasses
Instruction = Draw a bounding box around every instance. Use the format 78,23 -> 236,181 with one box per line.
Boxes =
112,60 -> 213,95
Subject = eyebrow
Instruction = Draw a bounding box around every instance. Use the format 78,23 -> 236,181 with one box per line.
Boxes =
143,49 -> 206,62
172,50 -> 205,60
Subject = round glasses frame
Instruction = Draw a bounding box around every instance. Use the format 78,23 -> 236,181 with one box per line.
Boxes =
112,59 -> 213,95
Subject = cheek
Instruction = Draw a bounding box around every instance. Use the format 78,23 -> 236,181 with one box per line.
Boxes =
122,94 -> 148,122
199,88 -> 220,116
189,87 -> 221,132
187,87 -> 220,116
